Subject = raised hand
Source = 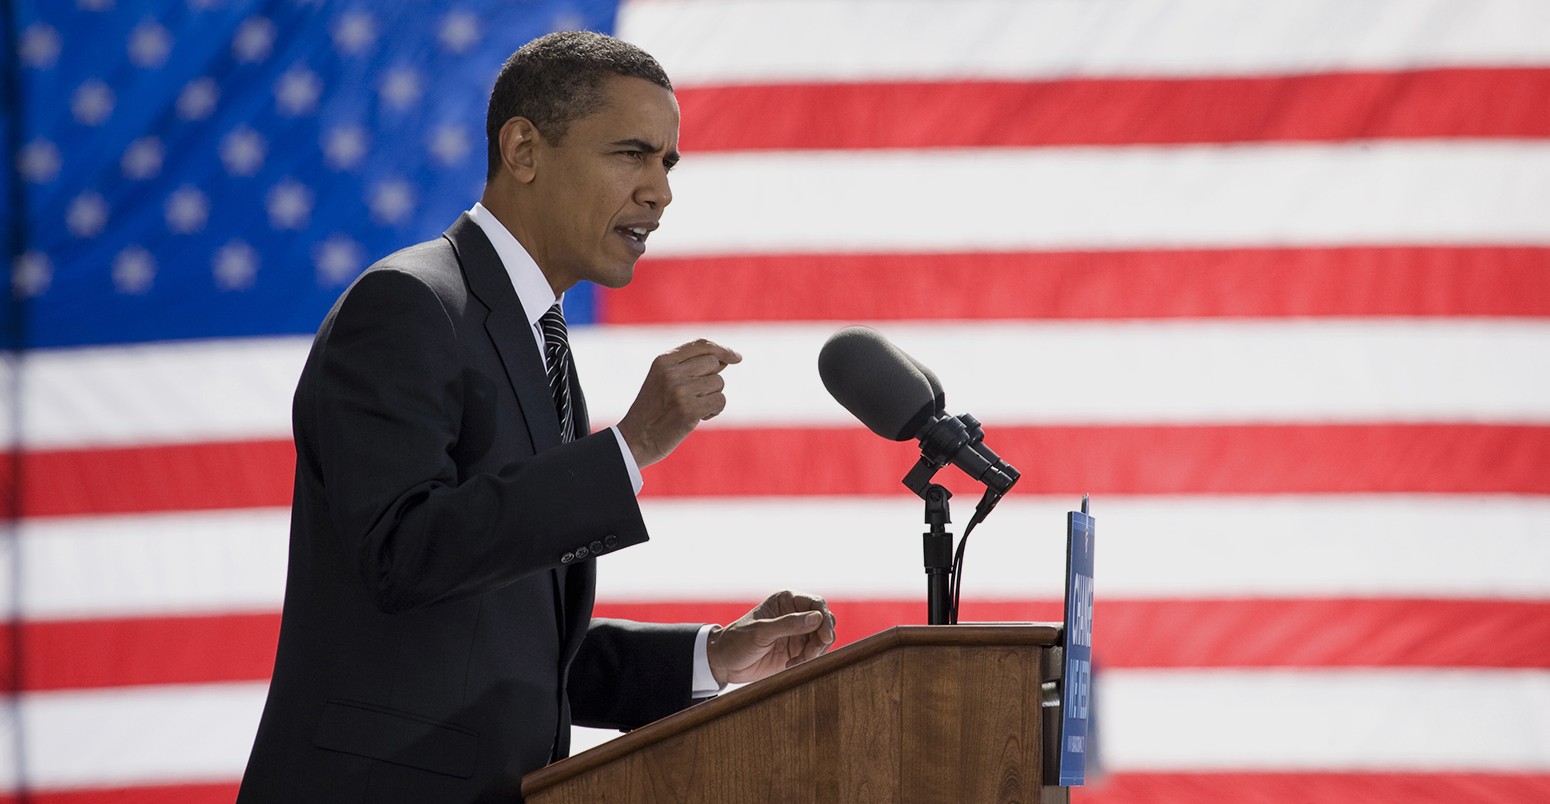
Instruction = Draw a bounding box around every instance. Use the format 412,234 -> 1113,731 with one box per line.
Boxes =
616,339 -> 741,467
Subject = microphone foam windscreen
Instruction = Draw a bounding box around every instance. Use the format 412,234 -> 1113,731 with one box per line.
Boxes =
817,326 -> 937,441
907,354 -> 946,415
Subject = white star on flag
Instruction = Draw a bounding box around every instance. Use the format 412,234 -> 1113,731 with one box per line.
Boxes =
20,23 -> 60,69
323,125 -> 368,170
380,68 -> 423,110
176,77 -> 219,120
121,136 -> 164,180
266,180 -> 313,230
369,180 -> 415,225
276,67 -> 323,116
66,191 -> 108,237
315,235 -> 365,286
429,124 -> 470,166
221,127 -> 267,177
128,21 -> 172,68
332,12 -> 377,55
19,139 -> 61,183
213,241 -> 259,290
72,79 -> 115,126
438,11 -> 479,53
11,252 -> 51,298
232,17 -> 276,63
165,187 -> 210,234
112,247 -> 156,294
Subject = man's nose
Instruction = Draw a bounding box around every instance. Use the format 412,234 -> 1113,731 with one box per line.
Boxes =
637,166 -> 672,209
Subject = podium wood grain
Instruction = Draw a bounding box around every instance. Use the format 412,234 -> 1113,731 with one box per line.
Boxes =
524,625 -> 1071,804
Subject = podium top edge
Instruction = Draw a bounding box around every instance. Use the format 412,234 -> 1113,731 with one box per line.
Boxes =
887,622 -> 1062,647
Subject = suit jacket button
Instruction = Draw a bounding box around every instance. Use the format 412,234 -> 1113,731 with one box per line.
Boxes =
603,535 -> 618,548
561,552 -> 574,564
590,540 -> 603,553
575,546 -> 589,559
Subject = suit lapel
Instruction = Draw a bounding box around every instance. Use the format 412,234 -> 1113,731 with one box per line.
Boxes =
443,214 -> 564,453
443,214 -> 572,635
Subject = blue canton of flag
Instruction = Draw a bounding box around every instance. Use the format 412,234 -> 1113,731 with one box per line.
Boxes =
6,0 -> 619,350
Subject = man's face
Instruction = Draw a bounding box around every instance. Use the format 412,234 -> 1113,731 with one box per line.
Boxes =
526,75 -> 679,292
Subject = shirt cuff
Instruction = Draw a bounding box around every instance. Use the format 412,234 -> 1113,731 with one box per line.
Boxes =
691,624 -> 724,697
609,425 -> 644,495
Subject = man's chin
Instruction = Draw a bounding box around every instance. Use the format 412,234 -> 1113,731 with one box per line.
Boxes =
592,263 -> 636,289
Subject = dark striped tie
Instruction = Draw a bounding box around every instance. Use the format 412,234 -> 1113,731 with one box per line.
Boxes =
540,303 -> 575,442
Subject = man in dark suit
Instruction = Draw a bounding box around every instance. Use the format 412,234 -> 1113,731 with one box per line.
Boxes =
238,31 -> 835,802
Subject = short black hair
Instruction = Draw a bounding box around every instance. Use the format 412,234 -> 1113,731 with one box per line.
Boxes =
485,30 -> 672,180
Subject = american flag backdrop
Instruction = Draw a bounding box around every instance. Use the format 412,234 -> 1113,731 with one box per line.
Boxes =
4,0 -> 1550,801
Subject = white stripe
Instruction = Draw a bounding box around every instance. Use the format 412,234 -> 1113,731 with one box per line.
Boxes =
0,701 -> 16,790
0,354 -> 16,448
20,682 -> 266,791
15,496 -> 1550,620
7,670 -> 1549,791
1100,668 -> 1550,770
574,320 -> 1550,426
21,336 -> 307,449
23,320 -> 1550,448
620,0 -> 1550,84
612,495 -> 1550,601
654,142 -> 1550,256
15,509 -> 290,621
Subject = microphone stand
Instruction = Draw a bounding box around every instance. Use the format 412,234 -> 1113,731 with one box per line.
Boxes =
904,457 -> 954,625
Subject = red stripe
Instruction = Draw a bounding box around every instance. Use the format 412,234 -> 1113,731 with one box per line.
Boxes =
2,613 -> 281,692
600,246 -> 1550,323
648,424 -> 1550,498
1079,773 -> 1550,804
4,439 -> 293,518
596,598 -> 1550,670
15,598 -> 1548,692
676,69 -> 1550,150
9,423 -> 1549,517
0,783 -> 240,804
7,775 -> 1549,804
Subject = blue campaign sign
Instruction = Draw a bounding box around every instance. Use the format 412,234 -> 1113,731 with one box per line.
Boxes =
1059,497 -> 1096,786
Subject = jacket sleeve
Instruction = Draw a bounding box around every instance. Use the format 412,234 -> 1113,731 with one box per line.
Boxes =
303,267 -> 648,613
567,618 -> 704,730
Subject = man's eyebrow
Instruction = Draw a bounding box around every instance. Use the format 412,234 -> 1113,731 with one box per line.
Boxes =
610,138 -> 662,153
611,138 -> 680,168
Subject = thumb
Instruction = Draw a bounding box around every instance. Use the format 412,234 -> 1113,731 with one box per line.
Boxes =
756,610 -> 823,641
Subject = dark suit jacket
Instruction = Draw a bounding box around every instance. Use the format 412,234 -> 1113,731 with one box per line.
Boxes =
238,215 -> 700,803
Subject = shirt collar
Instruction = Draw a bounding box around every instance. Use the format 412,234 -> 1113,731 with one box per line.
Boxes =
468,202 -> 559,330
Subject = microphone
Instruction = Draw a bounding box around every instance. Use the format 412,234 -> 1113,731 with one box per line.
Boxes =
818,326 -> 1019,494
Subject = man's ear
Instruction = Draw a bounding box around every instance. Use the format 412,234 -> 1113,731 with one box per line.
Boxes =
498,117 -> 540,183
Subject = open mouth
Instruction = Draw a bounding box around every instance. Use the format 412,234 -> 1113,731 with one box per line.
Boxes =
616,225 -> 652,244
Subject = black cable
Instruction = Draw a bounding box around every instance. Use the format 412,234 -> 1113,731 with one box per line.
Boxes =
948,487 -> 1003,624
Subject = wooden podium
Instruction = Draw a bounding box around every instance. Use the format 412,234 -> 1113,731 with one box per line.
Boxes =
523,624 -> 1071,804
